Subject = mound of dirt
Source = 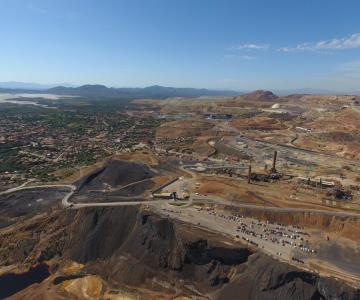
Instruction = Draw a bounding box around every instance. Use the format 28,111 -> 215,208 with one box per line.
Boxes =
0,188 -> 68,222
77,160 -> 155,191
234,90 -> 278,102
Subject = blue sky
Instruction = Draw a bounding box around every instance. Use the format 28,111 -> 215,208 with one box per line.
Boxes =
1,0 -> 360,91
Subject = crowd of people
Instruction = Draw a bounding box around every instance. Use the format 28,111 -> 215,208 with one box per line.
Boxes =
195,206 -> 317,259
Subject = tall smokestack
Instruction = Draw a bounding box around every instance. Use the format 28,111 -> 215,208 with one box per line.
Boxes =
271,150 -> 277,173
248,165 -> 252,184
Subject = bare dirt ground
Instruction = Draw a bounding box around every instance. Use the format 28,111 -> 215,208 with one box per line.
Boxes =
193,175 -> 357,212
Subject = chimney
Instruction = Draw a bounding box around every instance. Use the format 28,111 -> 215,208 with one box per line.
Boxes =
248,165 -> 252,184
270,150 -> 277,173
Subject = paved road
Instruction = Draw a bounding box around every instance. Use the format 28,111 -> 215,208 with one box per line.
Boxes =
0,183 -> 77,208
1,183 -> 360,217
0,183 -> 169,209
182,163 -> 248,170
72,199 -> 164,208
0,183 -> 76,196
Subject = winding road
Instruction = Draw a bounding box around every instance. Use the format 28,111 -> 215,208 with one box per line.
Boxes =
1,182 -> 360,218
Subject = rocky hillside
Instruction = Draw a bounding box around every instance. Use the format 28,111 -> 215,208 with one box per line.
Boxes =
233,90 -> 279,102
1,206 -> 359,299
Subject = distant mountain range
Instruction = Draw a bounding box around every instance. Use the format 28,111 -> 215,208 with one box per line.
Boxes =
0,82 -> 359,99
0,83 -> 240,99
0,81 -> 75,90
274,88 -> 360,96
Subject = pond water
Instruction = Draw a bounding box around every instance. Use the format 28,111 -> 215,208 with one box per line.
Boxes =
0,263 -> 50,298
0,93 -> 76,107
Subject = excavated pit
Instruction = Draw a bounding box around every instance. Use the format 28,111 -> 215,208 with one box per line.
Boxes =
0,206 -> 359,299
0,263 -> 50,299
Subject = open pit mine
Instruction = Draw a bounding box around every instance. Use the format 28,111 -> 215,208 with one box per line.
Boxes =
1,90 -> 360,299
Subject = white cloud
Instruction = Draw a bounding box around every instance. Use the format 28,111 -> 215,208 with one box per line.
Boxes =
241,55 -> 256,60
229,43 -> 269,51
224,54 -> 256,60
279,33 -> 360,52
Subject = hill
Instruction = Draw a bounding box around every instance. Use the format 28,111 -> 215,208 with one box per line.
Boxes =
46,84 -> 239,99
0,84 -> 239,99
233,90 -> 278,102
0,81 -> 74,90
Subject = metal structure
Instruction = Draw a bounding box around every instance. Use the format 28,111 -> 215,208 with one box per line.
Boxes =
248,165 -> 252,184
270,150 -> 277,173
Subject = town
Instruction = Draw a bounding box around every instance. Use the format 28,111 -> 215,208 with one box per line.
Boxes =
0,105 -> 161,185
